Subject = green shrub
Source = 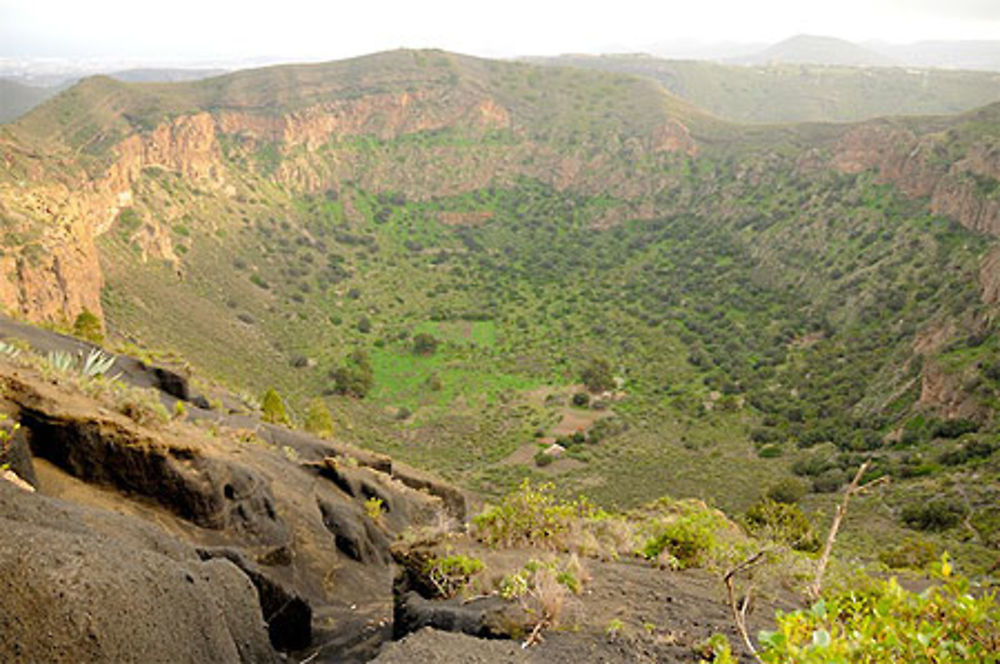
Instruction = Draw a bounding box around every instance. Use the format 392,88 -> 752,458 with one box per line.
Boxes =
759,556 -> 1000,663
304,397 -> 334,437
534,450 -> 554,466
641,504 -> 731,568
901,499 -> 968,532
412,332 -> 439,355
744,498 -> 819,552
332,350 -> 374,398
72,309 -> 104,344
571,392 -> 590,407
424,554 -> 485,598
766,478 -> 808,504
472,480 -> 603,550
930,418 -> 979,439
879,536 -> 937,570
580,356 -> 614,393
261,387 -> 291,426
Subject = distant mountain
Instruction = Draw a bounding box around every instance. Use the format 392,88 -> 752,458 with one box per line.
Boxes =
0,78 -> 60,123
643,39 -> 767,61
738,34 -> 897,67
869,40 -> 1000,71
528,54 -> 1000,124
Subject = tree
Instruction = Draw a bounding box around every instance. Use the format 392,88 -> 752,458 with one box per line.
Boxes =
332,349 -> 374,398
580,356 -> 614,393
73,309 -> 104,344
412,332 -> 439,356
304,397 -> 334,437
261,388 -> 291,426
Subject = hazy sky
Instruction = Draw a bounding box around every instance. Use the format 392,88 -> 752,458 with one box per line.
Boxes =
2,0 -> 999,61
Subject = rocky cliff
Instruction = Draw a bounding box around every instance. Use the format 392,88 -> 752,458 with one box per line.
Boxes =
831,121 -> 1000,237
0,64 -> 697,327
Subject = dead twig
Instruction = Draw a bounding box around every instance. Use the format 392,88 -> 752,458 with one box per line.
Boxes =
723,548 -> 773,664
522,618 -> 549,649
809,459 -> 888,601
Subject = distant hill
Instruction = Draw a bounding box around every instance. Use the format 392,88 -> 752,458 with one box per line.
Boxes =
108,68 -> 227,83
0,79 -> 60,123
528,54 -> 1000,124
738,34 -> 897,67
871,40 -> 1000,71
0,69 -> 227,123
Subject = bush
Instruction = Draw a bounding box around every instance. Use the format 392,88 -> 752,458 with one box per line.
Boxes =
571,392 -> 590,407
424,555 -> 485,598
304,398 -> 334,437
261,388 -> 291,426
580,356 -> 614,393
412,332 -> 439,356
72,309 -> 104,344
332,350 -> 374,398
534,451 -> 554,467
879,536 -> 937,570
744,499 -> 819,552
472,480 -> 603,550
758,444 -> 783,458
759,556 -> 1000,663
640,503 -> 732,568
901,499 -> 968,532
811,469 -> 846,493
766,478 -> 808,504
930,418 -> 979,439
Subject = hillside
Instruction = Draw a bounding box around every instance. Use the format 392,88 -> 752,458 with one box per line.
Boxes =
739,34 -> 897,67
0,79 -> 60,124
527,54 -> 1000,124
1,50 -> 999,661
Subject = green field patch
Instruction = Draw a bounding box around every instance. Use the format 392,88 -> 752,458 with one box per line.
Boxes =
371,343 -> 539,410
412,320 -> 497,348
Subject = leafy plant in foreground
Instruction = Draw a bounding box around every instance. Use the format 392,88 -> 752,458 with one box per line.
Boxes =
759,555 -> 1000,663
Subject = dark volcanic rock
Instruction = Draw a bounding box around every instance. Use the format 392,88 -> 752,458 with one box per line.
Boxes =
199,547 -> 313,651
19,403 -> 288,543
1,423 -> 36,488
318,497 -> 390,564
394,592 -> 525,640
0,482 -> 277,663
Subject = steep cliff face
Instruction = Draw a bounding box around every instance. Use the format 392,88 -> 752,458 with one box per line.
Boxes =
0,79 -> 697,327
831,123 -> 1000,236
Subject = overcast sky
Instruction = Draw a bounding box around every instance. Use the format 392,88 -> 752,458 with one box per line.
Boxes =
2,0 -> 999,62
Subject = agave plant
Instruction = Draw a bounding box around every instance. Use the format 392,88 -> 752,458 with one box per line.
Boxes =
46,350 -> 76,373
0,341 -> 20,358
81,348 -> 118,378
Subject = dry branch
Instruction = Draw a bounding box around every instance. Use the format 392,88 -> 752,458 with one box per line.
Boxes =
723,548 -> 772,664
809,459 -> 889,600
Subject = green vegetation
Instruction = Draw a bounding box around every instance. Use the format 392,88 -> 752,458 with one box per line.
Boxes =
304,397 -> 334,437
261,387 -> 291,426
424,554 -> 485,598
3,49 -> 983,573
72,309 -> 104,344
759,557 -> 1000,663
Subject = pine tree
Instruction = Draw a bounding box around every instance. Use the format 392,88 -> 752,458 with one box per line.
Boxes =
304,397 -> 334,437
261,388 -> 291,426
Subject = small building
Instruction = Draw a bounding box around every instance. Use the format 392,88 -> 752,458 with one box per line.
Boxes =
544,443 -> 566,459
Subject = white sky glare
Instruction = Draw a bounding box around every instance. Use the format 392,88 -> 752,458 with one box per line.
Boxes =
1,0 -> 998,61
